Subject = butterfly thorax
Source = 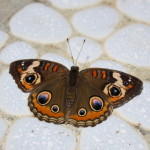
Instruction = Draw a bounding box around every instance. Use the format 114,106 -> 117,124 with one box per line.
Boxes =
66,66 -> 79,111
69,66 -> 79,86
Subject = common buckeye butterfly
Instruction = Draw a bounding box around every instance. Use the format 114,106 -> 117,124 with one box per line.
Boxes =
9,58 -> 143,127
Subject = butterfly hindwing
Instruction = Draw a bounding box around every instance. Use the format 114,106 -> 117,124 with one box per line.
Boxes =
67,78 -> 113,127
28,78 -> 67,124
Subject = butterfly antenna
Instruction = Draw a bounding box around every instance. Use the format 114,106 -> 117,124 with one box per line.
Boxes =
67,38 -> 75,66
81,56 -> 89,70
75,39 -> 86,66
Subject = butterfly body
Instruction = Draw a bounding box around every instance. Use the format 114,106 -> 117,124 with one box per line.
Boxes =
9,59 -> 143,127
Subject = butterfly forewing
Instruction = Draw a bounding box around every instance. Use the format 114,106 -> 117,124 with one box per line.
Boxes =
80,68 -> 143,108
9,59 -> 69,92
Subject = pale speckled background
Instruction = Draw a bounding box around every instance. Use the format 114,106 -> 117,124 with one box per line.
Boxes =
0,0 -> 150,150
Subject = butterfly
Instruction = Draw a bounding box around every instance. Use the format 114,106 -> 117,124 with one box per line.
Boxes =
9,58 -> 143,127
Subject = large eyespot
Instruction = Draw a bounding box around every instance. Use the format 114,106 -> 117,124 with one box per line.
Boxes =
25,74 -> 37,84
37,91 -> 51,105
109,86 -> 121,97
51,105 -> 59,113
78,108 -> 87,117
90,96 -> 103,111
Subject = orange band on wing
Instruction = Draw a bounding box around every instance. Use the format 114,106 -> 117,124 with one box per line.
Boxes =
92,70 -> 98,78
44,63 -> 51,71
125,84 -> 133,90
101,71 -> 107,79
32,97 -> 64,118
17,67 -> 24,73
22,82 -> 34,91
109,96 -> 122,102
52,65 -> 58,72
70,101 -> 110,121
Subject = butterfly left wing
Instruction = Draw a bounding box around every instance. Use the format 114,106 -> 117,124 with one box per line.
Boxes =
80,68 -> 143,108
9,59 -> 69,124
28,78 -> 67,124
9,59 -> 69,92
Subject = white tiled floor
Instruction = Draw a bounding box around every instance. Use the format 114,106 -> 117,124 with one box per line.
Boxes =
0,0 -> 150,150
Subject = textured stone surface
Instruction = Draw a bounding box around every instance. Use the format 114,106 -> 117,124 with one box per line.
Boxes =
80,115 -> 149,150
91,60 -> 127,72
0,41 -> 37,64
72,6 -> 120,40
9,3 -> 72,44
0,1 -> 149,150
0,31 -> 9,48
0,69 -> 31,116
41,53 -> 72,69
0,119 -> 8,141
117,0 -> 150,24
105,24 -> 150,67
48,0 -> 102,9
67,36 -> 103,65
5,118 -> 76,150
116,81 -> 150,130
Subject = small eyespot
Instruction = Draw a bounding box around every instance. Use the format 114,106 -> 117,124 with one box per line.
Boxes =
25,74 -> 37,84
109,86 -> 121,96
78,108 -> 87,117
37,91 -> 51,105
90,96 -> 103,111
22,66 -> 26,70
51,105 -> 59,113
124,81 -> 130,86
